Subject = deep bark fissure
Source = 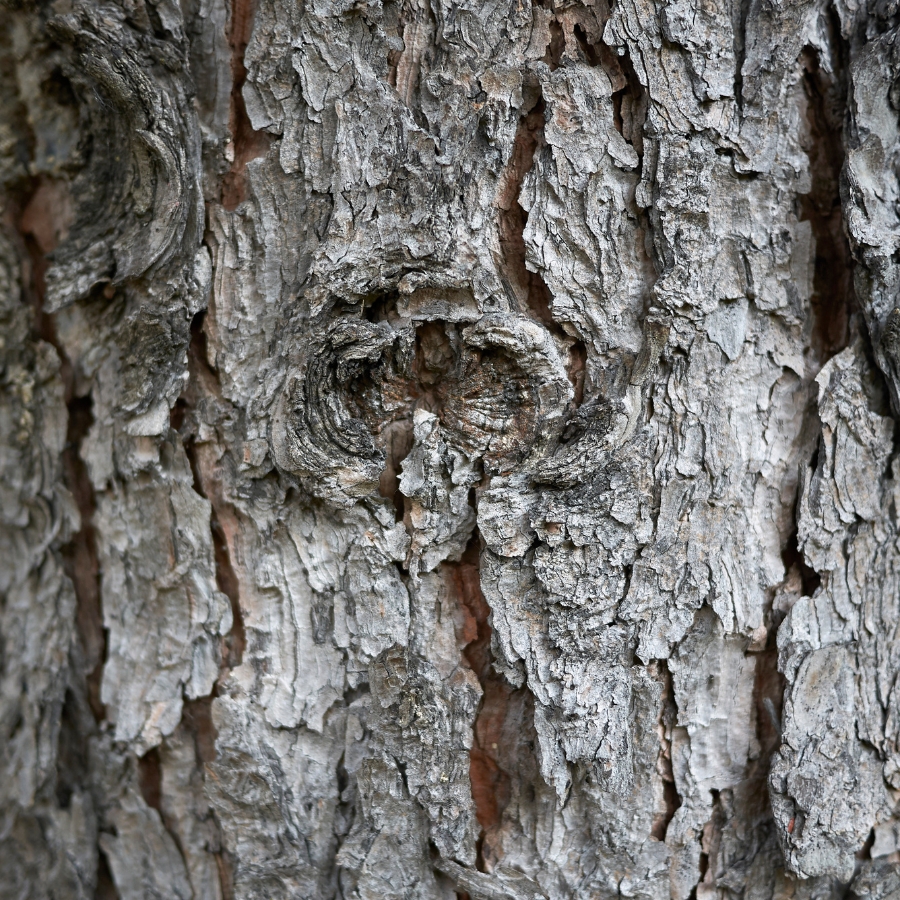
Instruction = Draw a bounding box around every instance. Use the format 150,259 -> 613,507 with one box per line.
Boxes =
532,3 -> 565,73
221,0 -> 270,210
137,744 -> 198,892
383,0 -> 406,89
798,28 -> 853,365
572,23 -> 600,66
13,172 -> 115,892
19,178 -> 108,706
386,0 -> 435,109
613,43 -> 656,319
17,180 -> 106,724
496,97 -> 552,329
752,627 -> 786,771
856,828 -> 875,862
181,696 -> 237,900
95,853 -> 120,900
179,311 -> 247,670
171,312 -> 243,900
60,392 -> 108,723
55,690 -> 90,810
497,94 -> 589,405
780,523 -> 822,600
610,46 -> 647,161
651,658 -> 681,842
215,848 -> 237,900
747,27 -> 859,877
690,789 -> 723,899
449,534 -> 506,871
365,291 -> 543,875
137,747 -> 163,812
732,0 -> 750,115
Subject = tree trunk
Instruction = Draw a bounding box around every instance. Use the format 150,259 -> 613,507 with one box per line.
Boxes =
2,0 -> 900,897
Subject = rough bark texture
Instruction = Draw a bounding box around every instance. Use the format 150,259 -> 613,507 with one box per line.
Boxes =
3,0 -> 900,897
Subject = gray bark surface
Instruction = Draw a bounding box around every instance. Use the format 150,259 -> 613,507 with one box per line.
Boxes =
2,0 -> 900,897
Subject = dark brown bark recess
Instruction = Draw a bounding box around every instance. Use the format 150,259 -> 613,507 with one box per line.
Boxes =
3,0 -> 900,898
221,0 -> 271,210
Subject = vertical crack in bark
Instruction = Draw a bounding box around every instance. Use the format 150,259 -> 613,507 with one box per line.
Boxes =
799,25 -> 853,365
27,193 -> 108,714
497,97 -> 550,329
446,529 -> 536,875
209,497 -> 246,670
95,853 -> 120,900
384,0 -> 433,107
572,23 -> 659,367
607,41 -> 657,312
752,622 -> 786,772
385,0 -> 404,89
177,311 -> 246,670
180,697 -> 219,770
732,0 -> 750,116
450,535 -> 507,869
691,790 -> 723,900
497,92 -> 587,405
530,0 -> 565,71
572,23 -> 600,66
18,177 -> 107,717
780,523 -> 822,600
609,48 -> 648,163
332,746 -> 357,896
745,619 -> 788,869
565,10 -> 648,164
359,291 -> 418,522
650,658 -> 681,842
17,178 -> 105,702
856,828 -> 875,862
137,747 -> 163,813
138,710 -> 218,896
221,0 -> 271,210
171,312 -> 242,898
61,391 -> 108,722
182,696 -> 236,900
743,22 -> 855,881
377,416 -> 415,522
215,848 -> 237,900
55,689 -> 90,812
359,295 -> 546,875
12,173 -> 113,893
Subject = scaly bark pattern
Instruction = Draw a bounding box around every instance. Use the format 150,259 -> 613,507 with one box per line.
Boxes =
2,0 -> 900,897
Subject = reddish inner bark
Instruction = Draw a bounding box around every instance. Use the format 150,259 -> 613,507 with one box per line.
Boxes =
445,539 -> 519,870
221,0 -> 271,210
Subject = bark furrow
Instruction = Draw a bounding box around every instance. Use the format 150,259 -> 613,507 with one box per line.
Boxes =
3,0 -> 900,897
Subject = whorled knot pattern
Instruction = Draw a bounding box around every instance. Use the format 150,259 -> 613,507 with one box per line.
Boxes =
270,307 -> 573,506
45,2 -> 204,312
271,318 -> 414,502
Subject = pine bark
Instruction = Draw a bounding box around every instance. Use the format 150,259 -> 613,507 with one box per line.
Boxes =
2,0 -> 900,897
